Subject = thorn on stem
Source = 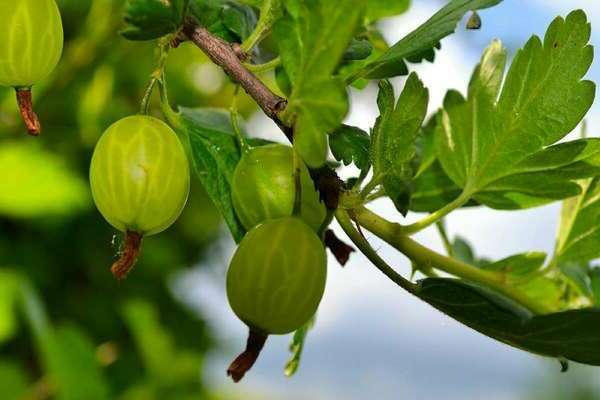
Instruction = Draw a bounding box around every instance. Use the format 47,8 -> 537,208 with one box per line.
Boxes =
227,329 -> 268,382
16,88 -> 41,136
559,357 -> 569,373
111,231 -> 143,280
324,229 -> 355,266
232,43 -> 249,62
170,30 -> 187,48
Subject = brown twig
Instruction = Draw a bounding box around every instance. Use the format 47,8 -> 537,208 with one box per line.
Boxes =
182,22 -> 287,122
324,229 -> 355,266
16,89 -> 41,136
181,20 -> 341,205
111,231 -> 143,280
227,329 -> 268,382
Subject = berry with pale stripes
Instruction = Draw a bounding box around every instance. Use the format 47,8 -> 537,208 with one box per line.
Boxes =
89,115 -> 190,279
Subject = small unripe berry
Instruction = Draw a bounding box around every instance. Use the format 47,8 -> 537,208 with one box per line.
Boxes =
227,217 -> 327,335
0,0 -> 64,135
232,144 -> 326,232
89,116 -> 190,279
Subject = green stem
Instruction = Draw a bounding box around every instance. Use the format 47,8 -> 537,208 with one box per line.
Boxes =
158,73 -> 182,131
241,0 -> 283,52
435,220 -> 453,257
292,148 -> 303,216
365,188 -> 386,203
139,78 -> 157,115
403,191 -> 471,234
230,86 -> 250,154
141,39 -> 173,115
359,174 -> 383,199
244,57 -> 281,73
335,209 -> 418,294
352,206 -> 552,314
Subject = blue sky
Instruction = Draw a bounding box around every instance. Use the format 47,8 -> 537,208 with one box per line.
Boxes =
175,1 -> 600,399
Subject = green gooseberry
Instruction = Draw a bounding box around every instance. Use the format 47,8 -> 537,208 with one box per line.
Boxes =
231,144 -> 326,232
89,115 -> 190,279
227,217 -> 327,335
0,0 -> 64,135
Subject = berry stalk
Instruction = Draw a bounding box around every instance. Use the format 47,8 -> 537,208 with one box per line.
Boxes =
227,330 -> 268,382
111,231 -> 143,280
16,89 -> 41,136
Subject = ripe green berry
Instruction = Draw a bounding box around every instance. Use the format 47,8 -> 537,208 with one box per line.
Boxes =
227,217 -> 327,335
231,144 -> 326,232
89,116 -> 190,279
0,0 -> 64,135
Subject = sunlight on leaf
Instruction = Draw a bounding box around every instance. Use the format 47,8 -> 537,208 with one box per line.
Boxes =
0,142 -> 90,218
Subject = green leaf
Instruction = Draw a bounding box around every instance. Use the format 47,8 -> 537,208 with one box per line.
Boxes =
411,116 -> 479,212
329,125 -> 371,171
351,0 -> 503,80
590,268 -> 600,305
560,261 -> 593,299
122,299 -> 202,385
289,78 -> 348,168
0,361 -> 29,400
0,142 -> 90,218
451,236 -> 490,266
414,115 -> 438,178
51,326 -> 111,400
0,270 -> 21,344
122,0 -> 189,41
436,12 -> 595,208
556,178 -> 600,264
342,38 -> 374,61
222,3 -> 257,41
410,161 -> 467,212
170,107 -> 247,243
237,0 -> 263,6
482,252 -> 546,279
365,0 -> 410,23
275,0 -> 366,167
371,74 -> 429,214
416,278 -> 600,366
20,282 -> 109,400
474,138 -> 600,209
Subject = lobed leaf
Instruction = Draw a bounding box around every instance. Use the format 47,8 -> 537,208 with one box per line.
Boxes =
556,178 -> 600,264
329,125 -> 371,172
416,278 -> 600,366
351,0 -> 504,80
122,0 -> 189,41
275,0 -> 366,167
410,162 -> 466,212
188,0 -> 258,42
365,0 -> 410,23
172,108 -> 247,242
371,74 -> 429,214
436,11 -> 595,209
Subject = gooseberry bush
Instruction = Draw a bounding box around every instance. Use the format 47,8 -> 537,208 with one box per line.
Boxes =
8,0 -> 600,384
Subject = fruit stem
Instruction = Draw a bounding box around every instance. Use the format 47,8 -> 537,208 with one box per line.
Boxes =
227,329 -> 268,382
292,148 -> 303,216
230,86 -> 250,154
111,231 -> 143,280
15,88 -> 41,136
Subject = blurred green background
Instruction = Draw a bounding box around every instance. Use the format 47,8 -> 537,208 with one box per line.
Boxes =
0,0 -> 257,398
3,1 -> 600,399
